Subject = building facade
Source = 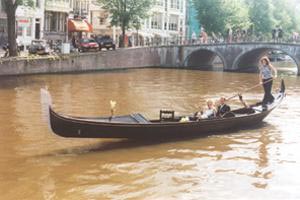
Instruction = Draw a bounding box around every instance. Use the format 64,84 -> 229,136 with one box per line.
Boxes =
0,0 -> 45,48
44,0 -> 71,42
133,0 -> 186,46
16,0 -> 45,48
0,1 -> 7,46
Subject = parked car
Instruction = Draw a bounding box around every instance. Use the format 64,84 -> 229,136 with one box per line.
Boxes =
28,40 -> 50,55
95,35 -> 116,50
78,38 -> 99,52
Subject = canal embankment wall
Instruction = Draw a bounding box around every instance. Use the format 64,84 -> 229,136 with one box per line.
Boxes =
0,47 -> 179,76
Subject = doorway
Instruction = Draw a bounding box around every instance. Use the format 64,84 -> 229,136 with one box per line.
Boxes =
35,18 -> 40,39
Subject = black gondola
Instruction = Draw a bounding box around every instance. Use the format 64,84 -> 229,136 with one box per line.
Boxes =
41,80 -> 285,139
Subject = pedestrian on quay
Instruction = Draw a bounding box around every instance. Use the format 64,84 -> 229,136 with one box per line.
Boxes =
227,27 -> 233,43
278,27 -> 283,43
272,28 -> 277,43
191,31 -> 196,44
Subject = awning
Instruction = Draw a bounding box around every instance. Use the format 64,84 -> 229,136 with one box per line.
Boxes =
68,19 -> 93,32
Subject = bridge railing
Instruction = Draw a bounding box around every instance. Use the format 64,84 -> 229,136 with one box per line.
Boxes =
128,35 -> 300,47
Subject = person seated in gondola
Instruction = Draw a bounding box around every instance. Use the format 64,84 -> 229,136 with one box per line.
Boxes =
216,97 -> 231,117
195,100 -> 217,119
216,94 -> 253,118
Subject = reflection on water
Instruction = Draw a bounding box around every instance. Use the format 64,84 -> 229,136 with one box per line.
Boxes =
1,68 -> 300,199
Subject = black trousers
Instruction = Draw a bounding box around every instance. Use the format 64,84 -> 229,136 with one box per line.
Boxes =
262,78 -> 274,105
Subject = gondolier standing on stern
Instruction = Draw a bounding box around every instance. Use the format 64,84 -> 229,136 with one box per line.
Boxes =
259,56 -> 277,109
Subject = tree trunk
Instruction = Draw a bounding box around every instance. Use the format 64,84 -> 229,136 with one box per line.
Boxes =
5,1 -> 18,57
120,0 -> 126,48
121,24 -> 126,48
136,29 -> 139,46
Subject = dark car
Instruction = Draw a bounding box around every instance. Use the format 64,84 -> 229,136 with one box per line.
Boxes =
78,38 -> 99,52
28,40 -> 50,55
95,35 -> 116,51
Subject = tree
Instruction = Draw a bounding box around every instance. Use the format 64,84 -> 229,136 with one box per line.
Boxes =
246,0 -> 275,36
224,0 -> 251,31
193,0 -> 251,36
193,0 -> 227,35
2,0 -> 33,57
271,0 -> 299,35
99,0 -> 153,47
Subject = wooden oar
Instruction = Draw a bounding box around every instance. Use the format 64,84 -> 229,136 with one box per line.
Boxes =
226,78 -> 274,101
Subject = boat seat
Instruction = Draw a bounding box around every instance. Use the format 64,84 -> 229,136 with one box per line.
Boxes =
159,110 -> 175,121
131,113 -> 150,124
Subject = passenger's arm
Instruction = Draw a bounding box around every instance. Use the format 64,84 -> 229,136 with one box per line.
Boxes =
238,94 -> 248,108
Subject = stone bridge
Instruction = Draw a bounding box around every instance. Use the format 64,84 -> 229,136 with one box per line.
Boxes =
1,43 -> 299,76
159,43 -> 300,74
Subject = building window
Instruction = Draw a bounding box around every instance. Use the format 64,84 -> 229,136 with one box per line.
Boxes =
147,19 -> 150,28
165,0 -> 168,11
156,0 -> 163,6
50,13 -> 57,31
99,17 -> 105,25
169,15 -> 178,31
0,19 -> 6,33
151,13 -> 162,29
36,0 -> 40,8
1,0 -> 4,11
170,0 -> 175,9
59,13 -> 65,32
27,26 -> 32,36
180,0 -> 184,12
17,26 -> 23,36
169,23 -> 177,31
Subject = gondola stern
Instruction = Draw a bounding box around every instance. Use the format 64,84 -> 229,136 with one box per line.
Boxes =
40,88 -> 54,132
280,78 -> 285,94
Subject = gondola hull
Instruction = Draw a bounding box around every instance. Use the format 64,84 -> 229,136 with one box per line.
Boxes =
49,108 -> 272,139
42,80 -> 285,139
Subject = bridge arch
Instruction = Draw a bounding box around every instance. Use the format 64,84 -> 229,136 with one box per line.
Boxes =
233,47 -> 300,73
183,48 -> 226,70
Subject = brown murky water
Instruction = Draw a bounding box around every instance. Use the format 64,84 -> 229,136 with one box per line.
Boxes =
0,68 -> 300,199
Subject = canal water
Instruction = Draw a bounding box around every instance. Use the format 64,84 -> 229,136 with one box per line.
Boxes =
0,68 -> 300,199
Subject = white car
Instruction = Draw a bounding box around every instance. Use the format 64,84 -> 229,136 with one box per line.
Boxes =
28,40 -> 50,55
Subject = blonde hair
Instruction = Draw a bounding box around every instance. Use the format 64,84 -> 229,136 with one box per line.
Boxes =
207,100 -> 214,107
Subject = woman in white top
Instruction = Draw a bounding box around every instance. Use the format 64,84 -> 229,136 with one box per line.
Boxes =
259,56 -> 277,107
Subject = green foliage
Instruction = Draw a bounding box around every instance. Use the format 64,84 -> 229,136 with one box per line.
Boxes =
224,0 -> 251,30
99,0 -> 153,29
2,0 -> 34,9
246,0 -> 275,35
193,0 -> 300,37
193,0 -> 251,35
193,0 -> 227,34
272,0 -> 298,34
